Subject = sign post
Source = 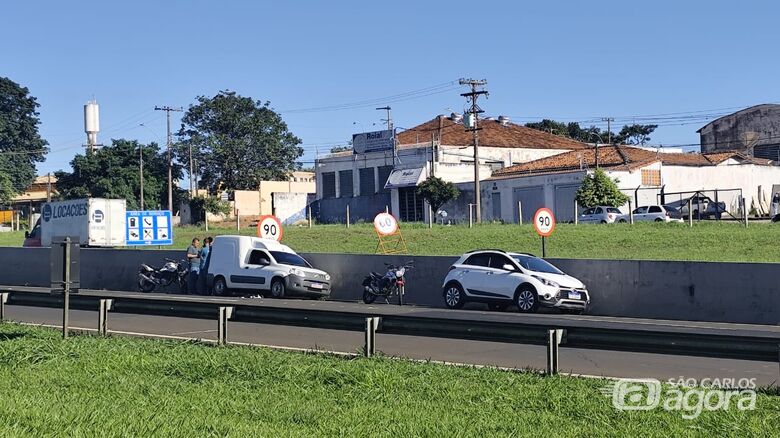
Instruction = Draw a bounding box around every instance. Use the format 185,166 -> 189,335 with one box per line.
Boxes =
51,236 -> 80,339
373,212 -> 408,254
533,208 -> 556,258
257,215 -> 283,241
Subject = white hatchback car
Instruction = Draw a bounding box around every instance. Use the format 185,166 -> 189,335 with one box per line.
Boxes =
208,235 -> 331,298
617,205 -> 683,223
578,206 -> 623,224
441,250 -> 589,313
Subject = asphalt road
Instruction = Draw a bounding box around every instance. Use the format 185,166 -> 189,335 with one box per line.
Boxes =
5,304 -> 778,386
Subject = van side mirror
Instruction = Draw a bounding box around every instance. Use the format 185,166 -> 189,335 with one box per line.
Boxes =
502,264 -> 515,271
259,258 -> 270,266
24,231 -> 29,239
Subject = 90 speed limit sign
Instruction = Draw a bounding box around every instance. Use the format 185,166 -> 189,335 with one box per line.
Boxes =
533,208 -> 556,237
257,215 -> 283,241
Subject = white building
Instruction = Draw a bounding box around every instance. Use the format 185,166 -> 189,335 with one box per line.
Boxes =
483,145 -> 780,222
314,115 -> 588,222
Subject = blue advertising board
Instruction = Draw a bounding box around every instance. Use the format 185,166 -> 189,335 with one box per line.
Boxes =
352,129 -> 395,154
126,210 -> 173,246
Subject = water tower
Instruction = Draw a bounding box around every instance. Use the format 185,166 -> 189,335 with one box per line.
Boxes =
84,100 -> 100,153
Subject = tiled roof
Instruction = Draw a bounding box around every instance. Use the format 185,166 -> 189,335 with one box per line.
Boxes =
491,146 -> 760,178
396,117 -> 589,150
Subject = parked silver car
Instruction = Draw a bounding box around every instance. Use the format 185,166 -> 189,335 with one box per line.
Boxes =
578,206 -> 623,224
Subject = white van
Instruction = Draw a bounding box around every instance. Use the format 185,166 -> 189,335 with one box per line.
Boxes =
208,235 -> 331,298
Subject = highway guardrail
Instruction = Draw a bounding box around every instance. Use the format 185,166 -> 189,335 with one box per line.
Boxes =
1,286 -> 778,375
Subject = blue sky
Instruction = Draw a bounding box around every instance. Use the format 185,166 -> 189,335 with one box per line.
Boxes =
3,0 -> 779,177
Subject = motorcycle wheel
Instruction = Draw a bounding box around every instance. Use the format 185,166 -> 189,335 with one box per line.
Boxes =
362,289 -> 377,304
139,277 -> 156,293
397,286 -> 404,306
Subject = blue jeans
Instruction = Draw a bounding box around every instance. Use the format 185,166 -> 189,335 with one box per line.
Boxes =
188,271 -> 199,294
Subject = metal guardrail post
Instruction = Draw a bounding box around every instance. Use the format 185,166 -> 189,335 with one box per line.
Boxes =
98,299 -> 113,336
0,293 -> 8,321
218,306 -> 234,345
364,317 -> 380,357
546,329 -> 563,375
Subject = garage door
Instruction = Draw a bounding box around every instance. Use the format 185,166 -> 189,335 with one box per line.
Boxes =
554,184 -> 579,223
512,186 -> 544,223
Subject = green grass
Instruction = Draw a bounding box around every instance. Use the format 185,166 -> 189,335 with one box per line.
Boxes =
4,221 -> 780,262
0,323 -> 777,437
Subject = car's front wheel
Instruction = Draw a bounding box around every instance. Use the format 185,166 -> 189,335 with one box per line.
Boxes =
515,286 -> 539,313
443,283 -> 465,309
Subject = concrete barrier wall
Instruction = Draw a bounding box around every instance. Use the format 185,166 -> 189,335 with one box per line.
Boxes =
0,247 -> 777,325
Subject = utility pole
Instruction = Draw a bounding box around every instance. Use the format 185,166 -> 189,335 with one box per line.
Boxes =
376,106 -> 394,165
602,117 -> 614,145
139,143 -> 144,210
459,78 -> 488,224
154,106 -> 183,213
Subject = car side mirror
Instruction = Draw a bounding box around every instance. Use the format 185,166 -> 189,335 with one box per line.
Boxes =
502,264 -> 515,271
260,258 -> 270,266
24,231 -> 29,238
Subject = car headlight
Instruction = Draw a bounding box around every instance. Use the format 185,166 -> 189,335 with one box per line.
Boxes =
532,275 -> 559,288
324,273 -> 331,281
289,268 -> 305,277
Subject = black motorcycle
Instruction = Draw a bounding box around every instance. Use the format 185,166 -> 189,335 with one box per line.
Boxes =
362,261 -> 413,305
138,258 -> 189,293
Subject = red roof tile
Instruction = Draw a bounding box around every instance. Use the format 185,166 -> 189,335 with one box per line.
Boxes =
396,117 -> 589,150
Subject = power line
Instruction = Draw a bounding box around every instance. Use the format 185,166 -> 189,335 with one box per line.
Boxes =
279,81 -> 459,113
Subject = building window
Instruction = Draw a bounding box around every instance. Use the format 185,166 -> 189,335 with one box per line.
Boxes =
359,167 -> 375,195
377,165 -> 393,194
339,170 -> 353,198
322,172 -> 336,198
399,187 -> 424,222
641,169 -> 661,186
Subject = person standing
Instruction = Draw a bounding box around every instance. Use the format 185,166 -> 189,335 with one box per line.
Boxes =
186,238 -> 201,294
197,237 -> 213,294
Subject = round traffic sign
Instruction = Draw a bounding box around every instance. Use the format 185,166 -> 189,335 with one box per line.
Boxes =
533,208 -> 556,237
373,212 -> 399,236
257,215 -> 283,241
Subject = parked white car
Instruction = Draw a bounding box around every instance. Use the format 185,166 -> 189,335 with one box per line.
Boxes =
208,235 -> 331,298
441,250 -> 589,314
618,205 -> 683,223
578,206 -> 623,224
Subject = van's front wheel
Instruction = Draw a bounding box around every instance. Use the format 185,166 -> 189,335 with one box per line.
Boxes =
270,278 -> 286,298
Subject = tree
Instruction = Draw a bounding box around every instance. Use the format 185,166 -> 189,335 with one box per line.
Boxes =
54,139 -> 180,210
575,169 -> 629,207
0,77 -> 48,197
614,124 -> 658,146
525,119 -> 568,136
329,145 -> 352,153
525,119 -> 604,144
177,91 -> 303,192
416,176 -> 459,221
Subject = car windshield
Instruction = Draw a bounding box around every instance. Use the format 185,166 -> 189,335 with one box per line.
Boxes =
511,254 -> 564,275
270,251 -> 311,268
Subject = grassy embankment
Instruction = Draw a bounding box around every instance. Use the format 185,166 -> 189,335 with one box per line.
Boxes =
2,221 -> 779,262
0,323 -> 777,436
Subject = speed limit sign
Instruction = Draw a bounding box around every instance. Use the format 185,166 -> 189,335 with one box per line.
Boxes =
257,215 -> 283,241
373,212 -> 399,236
533,208 -> 556,237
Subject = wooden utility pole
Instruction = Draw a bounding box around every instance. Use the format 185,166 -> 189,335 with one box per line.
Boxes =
460,78 -> 488,224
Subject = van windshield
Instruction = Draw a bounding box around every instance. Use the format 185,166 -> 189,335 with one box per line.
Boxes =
270,251 -> 311,268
